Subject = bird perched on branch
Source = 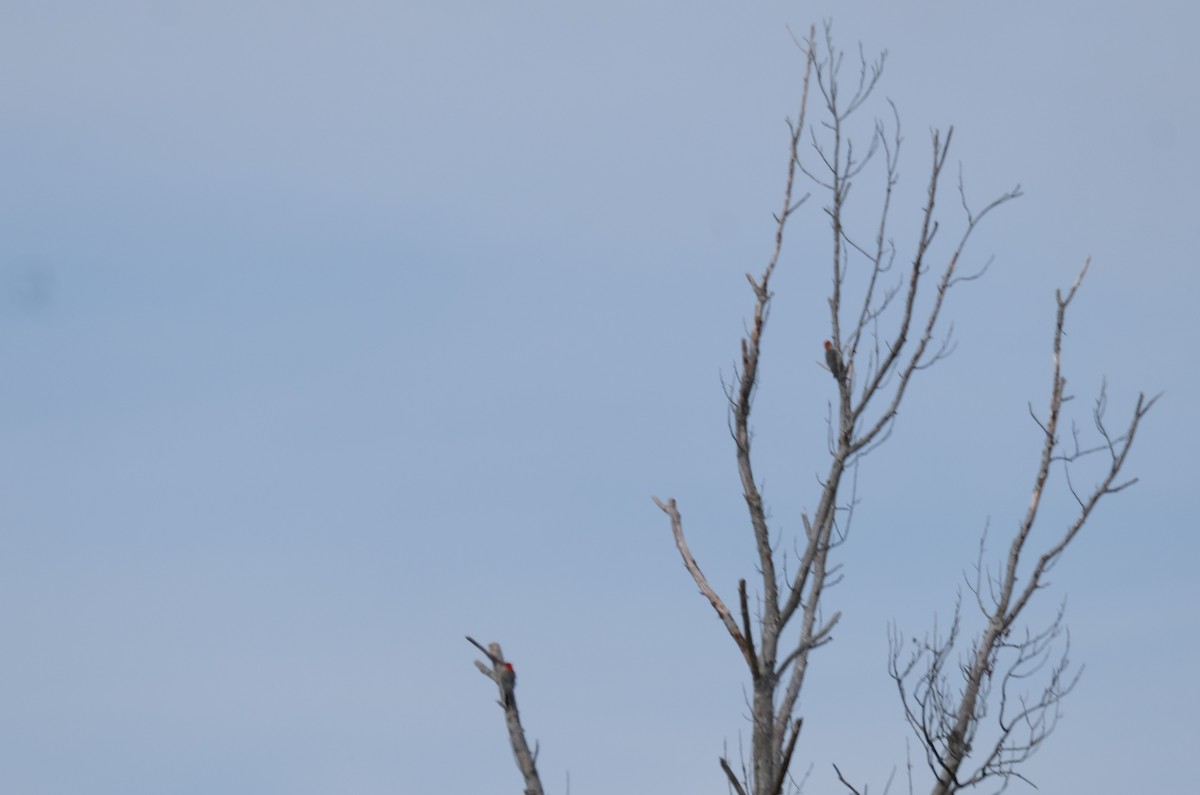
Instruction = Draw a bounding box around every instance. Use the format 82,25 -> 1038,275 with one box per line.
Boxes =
499,662 -> 516,708
824,340 -> 844,381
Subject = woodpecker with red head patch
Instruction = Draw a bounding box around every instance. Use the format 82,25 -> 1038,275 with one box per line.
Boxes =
499,662 -> 516,708
824,340 -> 844,382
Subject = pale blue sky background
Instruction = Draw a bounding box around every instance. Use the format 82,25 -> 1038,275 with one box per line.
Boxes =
1,1 -> 1196,793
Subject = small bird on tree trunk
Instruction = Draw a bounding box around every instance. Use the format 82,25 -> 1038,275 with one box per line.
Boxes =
499,662 -> 516,708
824,340 -> 844,381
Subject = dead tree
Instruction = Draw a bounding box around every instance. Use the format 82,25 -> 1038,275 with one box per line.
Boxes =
466,636 -> 544,795
654,24 -> 1025,795
879,262 -> 1156,795
469,23 -> 1153,795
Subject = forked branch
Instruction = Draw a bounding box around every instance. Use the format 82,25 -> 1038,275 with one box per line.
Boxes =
890,260 -> 1155,795
467,638 -> 544,795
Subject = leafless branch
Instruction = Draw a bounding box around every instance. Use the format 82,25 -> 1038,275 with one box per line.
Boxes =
722,757 -> 751,795
652,496 -> 754,668
833,763 -> 866,795
467,639 -> 544,795
890,260 -> 1154,794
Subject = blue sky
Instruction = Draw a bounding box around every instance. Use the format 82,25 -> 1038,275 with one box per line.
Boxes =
1,2 -> 1195,793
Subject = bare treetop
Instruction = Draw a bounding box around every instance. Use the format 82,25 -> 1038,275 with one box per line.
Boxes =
471,21 -> 1153,795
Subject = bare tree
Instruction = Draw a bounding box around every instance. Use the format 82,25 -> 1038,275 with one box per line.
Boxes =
471,23 -> 1153,795
652,22 -> 1149,795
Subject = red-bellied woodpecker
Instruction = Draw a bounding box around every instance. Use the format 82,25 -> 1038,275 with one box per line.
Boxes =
824,340 -> 844,381
499,662 -> 516,708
